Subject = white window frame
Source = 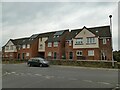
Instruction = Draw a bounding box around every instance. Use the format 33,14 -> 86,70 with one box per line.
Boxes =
27,44 -> 30,48
88,50 -> 94,56
5,46 -> 9,50
22,45 -> 26,49
48,52 -> 52,56
26,53 -> 30,56
87,37 -> 96,44
10,53 -> 13,57
48,42 -> 52,47
54,42 -> 58,47
103,38 -> 106,44
76,50 -> 82,56
40,44 -> 43,49
10,45 -> 13,50
76,38 -> 83,45
69,40 -> 72,46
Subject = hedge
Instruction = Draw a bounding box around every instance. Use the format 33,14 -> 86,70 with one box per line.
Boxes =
48,60 -> 119,69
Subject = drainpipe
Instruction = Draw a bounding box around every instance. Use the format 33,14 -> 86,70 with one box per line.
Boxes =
109,15 -> 114,68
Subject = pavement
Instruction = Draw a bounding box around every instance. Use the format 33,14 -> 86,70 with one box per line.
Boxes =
2,63 -> 119,88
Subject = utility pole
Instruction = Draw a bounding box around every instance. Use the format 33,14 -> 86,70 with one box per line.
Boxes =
109,15 -> 114,68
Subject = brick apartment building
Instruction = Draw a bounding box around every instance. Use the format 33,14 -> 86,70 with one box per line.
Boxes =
65,26 -> 112,60
38,32 -> 55,58
45,30 -> 69,60
2,34 -> 39,60
2,25 -> 112,61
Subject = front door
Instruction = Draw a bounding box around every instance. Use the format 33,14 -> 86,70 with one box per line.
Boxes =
18,53 -> 20,59
54,52 -> 57,59
69,52 -> 73,59
22,53 -> 25,60
101,52 -> 107,60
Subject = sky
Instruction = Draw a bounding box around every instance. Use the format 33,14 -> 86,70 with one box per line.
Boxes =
1,1 -> 119,51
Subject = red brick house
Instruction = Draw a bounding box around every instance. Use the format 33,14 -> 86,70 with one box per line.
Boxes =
16,34 -> 39,60
2,34 -> 40,60
45,30 -> 69,60
65,25 -> 112,60
38,32 -> 55,58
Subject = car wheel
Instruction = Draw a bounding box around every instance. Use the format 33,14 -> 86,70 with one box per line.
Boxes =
39,64 -> 43,67
28,63 -> 31,67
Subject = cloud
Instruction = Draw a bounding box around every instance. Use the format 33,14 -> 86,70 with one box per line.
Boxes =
2,2 -> 118,51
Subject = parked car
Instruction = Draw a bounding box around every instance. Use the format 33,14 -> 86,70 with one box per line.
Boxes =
27,57 -> 49,67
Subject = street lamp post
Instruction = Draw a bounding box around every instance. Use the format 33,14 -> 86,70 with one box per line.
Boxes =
109,15 -> 114,68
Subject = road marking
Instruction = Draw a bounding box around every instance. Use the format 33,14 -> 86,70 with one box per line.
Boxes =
7,73 -> 11,75
45,75 -> 51,79
11,72 -> 16,74
97,82 -> 111,85
34,74 -> 42,76
83,80 -> 93,83
46,75 -> 54,79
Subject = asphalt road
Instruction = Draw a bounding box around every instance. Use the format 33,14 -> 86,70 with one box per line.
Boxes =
2,63 -> 119,88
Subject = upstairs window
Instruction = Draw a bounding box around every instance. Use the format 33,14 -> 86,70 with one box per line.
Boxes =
22,45 -> 26,49
87,37 -> 96,44
5,46 -> 9,50
40,44 -> 43,49
76,38 -> 83,45
27,44 -> 30,48
48,42 -> 52,47
69,40 -> 72,46
103,38 -> 106,44
10,45 -> 13,50
18,45 -> 21,50
54,42 -> 58,47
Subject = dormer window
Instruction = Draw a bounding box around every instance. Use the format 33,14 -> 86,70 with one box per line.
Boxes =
54,35 -> 59,38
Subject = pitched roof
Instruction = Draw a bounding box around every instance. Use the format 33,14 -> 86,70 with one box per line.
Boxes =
47,29 -> 69,42
87,25 -> 111,37
11,37 -> 30,45
66,25 -> 111,40
38,32 -> 55,38
66,29 -> 82,40
54,31 -> 64,36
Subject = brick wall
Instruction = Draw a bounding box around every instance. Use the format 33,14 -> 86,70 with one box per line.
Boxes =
99,38 -> 112,60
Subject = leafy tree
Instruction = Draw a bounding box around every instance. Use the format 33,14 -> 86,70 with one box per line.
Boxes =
113,50 -> 120,62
